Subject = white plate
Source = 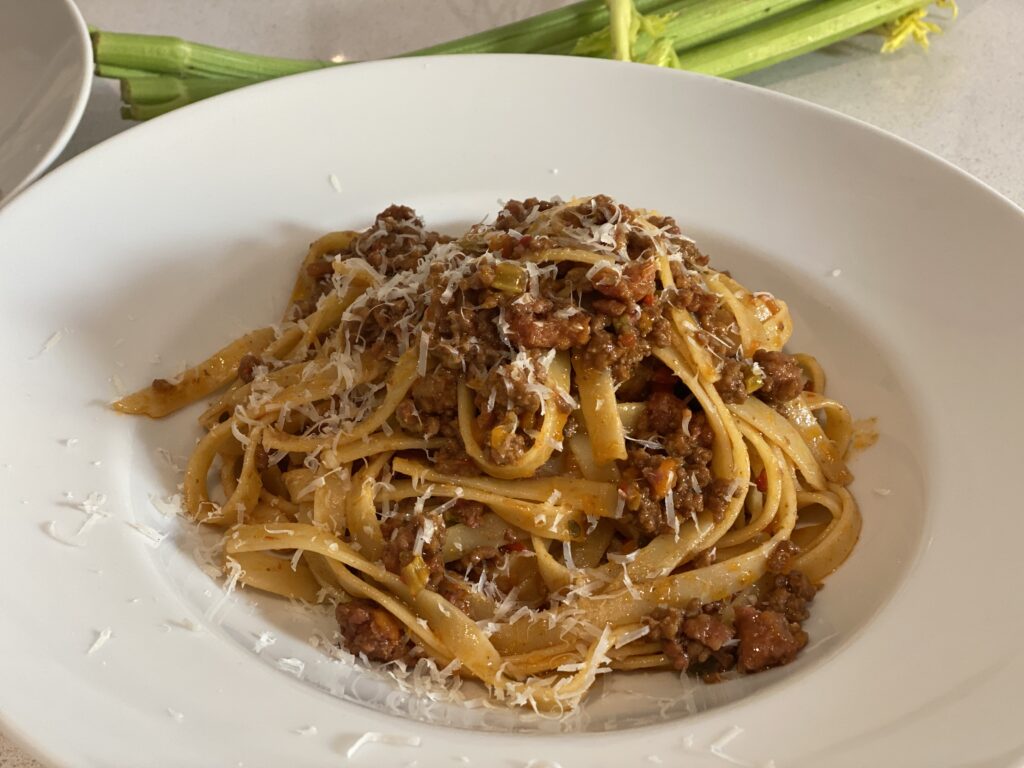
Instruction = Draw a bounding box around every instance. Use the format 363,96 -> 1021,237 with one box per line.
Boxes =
1,55 -> 1023,768
0,0 -> 91,206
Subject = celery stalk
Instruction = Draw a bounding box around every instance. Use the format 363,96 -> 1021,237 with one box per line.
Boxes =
405,0 -> 678,57
569,0 -> 819,58
122,76 -> 255,106
607,0 -> 634,61
658,0 -> 824,52
92,0 -> 679,76
91,1 -> 817,78
91,31 -> 327,79
95,63 -> 157,79
675,0 -> 931,78
96,0 -> 953,122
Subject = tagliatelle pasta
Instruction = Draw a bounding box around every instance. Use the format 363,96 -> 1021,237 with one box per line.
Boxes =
115,195 -> 863,712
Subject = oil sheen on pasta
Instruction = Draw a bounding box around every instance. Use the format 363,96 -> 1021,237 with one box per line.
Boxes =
115,196 -> 862,712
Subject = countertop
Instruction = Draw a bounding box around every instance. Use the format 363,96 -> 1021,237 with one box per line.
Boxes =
3,0 -> 1021,765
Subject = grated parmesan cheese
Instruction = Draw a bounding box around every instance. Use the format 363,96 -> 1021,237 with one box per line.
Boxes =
606,550 -> 638,565
625,434 -> 663,450
276,657 -> 305,677
620,564 -> 641,600
252,631 -> 276,654
206,558 -> 243,621
614,491 -> 625,519
665,489 -> 679,540
33,328 -> 67,358
87,627 -> 112,655
344,731 -> 422,759
614,625 -> 649,649
709,726 -> 745,761
172,618 -> 202,632
44,520 -> 84,548
149,493 -> 184,517
562,541 -> 576,571
417,329 -> 430,376
126,521 -> 167,547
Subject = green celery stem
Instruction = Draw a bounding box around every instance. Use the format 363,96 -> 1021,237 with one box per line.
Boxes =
654,0 -> 821,54
95,63 -> 157,79
92,30 -> 327,78
122,76 -> 255,106
123,101 -> 180,121
676,0 -> 931,78
94,0 -> 818,78
103,0 -> 944,121
93,0 -> 677,77
409,0 -> 820,57
405,0 -> 677,56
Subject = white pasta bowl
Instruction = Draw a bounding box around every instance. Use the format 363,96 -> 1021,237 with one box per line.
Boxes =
0,55 -> 1021,767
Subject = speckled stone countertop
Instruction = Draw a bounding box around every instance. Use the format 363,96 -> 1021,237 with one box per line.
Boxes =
3,0 -> 1021,765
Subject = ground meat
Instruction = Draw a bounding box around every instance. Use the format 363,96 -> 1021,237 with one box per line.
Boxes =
703,477 -> 735,520
767,540 -> 800,574
645,389 -> 690,433
432,439 -> 480,476
759,569 -> 819,624
396,367 -> 461,439
151,377 -> 175,393
410,367 -> 459,414
619,394 -> 725,538
648,605 -> 735,676
556,194 -> 622,229
381,507 -> 445,588
683,613 -> 735,651
645,573 -> 818,680
494,197 -> 556,231
336,599 -> 408,662
734,605 -> 808,672
456,546 -> 501,580
506,295 -> 590,350
754,350 -> 805,405
486,411 -> 528,465
647,213 -> 680,234
591,258 -> 657,303
626,230 -> 655,260
582,305 -> 670,384
694,303 -> 739,358
436,307 -> 502,374
437,577 -> 474,615
690,546 -> 717,569
237,353 -> 262,384
471,350 -> 562,445
714,359 -> 747,404
615,365 -> 653,402
446,499 -> 485,528
591,297 -> 628,317
668,262 -> 718,315
395,399 -> 439,438
350,204 -> 449,275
